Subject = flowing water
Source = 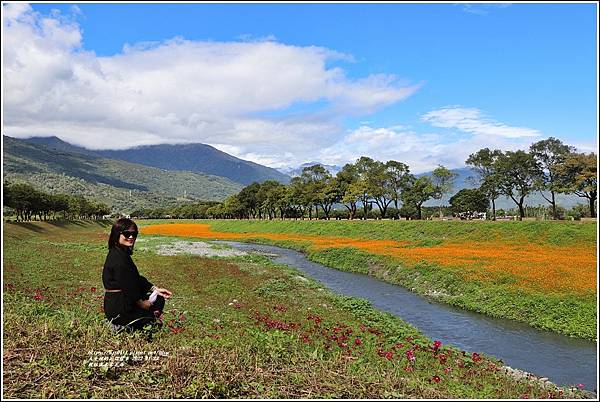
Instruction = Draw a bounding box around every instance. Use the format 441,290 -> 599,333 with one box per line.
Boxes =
218,241 -> 597,392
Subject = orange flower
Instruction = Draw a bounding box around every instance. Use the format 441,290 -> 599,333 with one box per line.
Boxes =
142,223 -> 596,294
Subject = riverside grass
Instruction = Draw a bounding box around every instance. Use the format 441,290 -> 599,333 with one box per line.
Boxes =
2,221 -> 590,399
141,219 -> 598,340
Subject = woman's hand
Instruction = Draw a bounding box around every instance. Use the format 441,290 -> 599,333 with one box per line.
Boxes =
156,288 -> 173,299
137,299 -> 153,310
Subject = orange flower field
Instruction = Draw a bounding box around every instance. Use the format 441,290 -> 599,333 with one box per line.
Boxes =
142,223 -> 597,295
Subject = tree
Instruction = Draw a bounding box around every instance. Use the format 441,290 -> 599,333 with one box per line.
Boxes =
354,157 -> 377,219
287,176 -> 312,219
237,182 -> 261,219
400,175 -> 437,220
256,180 -> 283,220
385,161 -> 411,219
431,165 -> 458,218
336,163 -> 359,220
366,160 -> 394,219
555,152 -> 597,218
449,189 -> 489,217
494,150 -> 539,220
466,148 -> 502,220
530,137 -> 575,219
298,165 -> 329,219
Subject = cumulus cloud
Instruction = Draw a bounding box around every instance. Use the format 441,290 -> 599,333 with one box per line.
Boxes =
316,124 -> 540,174
3,4 -> 418,161
421,106 -> 542,138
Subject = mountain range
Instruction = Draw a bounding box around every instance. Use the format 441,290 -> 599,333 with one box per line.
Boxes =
3,136 -> 243,213
24,136 -> 290,186
278,162 -> 343,177
4,135 -> 584,213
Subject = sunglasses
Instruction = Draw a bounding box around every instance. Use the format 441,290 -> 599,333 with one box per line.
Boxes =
120,230 -> 138,239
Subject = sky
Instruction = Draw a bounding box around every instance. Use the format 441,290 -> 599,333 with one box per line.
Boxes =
2,2 -> 598,173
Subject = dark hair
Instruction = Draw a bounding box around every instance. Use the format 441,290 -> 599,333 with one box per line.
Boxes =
108,218 -> 138,251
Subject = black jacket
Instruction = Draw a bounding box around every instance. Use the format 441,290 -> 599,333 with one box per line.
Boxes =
102,246 -> 153,319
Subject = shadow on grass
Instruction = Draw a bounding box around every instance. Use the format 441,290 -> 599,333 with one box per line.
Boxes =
5,220 -> 113,233
46,220 -> 112,229
5,221 -> 47,233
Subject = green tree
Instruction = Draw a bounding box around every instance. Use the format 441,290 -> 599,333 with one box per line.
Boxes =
256,180 -> 284,220
431,165 -> 458,218
354,157 -> 378,220
494,150 -> 539,220
400,175 -> 437,220
385,160 -> 411,219
530,137 -> 575,219
555,152 -> 597,217
300,164 -> 334,220
449,188 -> 489,217
366,160 -> 395,219
466,148 -> 503,220
337,163 -> 359,220
287,176 -> 311,219
237,182 -> 261,219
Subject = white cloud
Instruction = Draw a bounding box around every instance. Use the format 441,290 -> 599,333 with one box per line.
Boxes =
316,124 -> 536,174
2,5 -> 419,165
421,106 -> 542,138
461,4 -> 511,16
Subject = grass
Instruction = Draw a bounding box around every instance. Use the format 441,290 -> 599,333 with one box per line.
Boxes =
140,219 -> 597,340
2,220 -> 592,398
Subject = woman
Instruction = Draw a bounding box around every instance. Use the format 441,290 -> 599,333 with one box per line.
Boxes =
102,218 -> 173,331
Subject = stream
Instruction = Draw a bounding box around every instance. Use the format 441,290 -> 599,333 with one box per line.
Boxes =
217,241 -> 597,392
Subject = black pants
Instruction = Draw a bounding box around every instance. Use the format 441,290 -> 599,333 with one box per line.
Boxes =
105,293 -> 165,331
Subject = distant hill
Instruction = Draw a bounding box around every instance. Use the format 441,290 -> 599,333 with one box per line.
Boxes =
24,136 -> 291,186
279,162 -> 343,177
3,136 -> 243,213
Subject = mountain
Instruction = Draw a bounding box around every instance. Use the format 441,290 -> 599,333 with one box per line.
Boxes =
24,136 -> 291,186
3,136 -> 243,213
279,162 -> 343,177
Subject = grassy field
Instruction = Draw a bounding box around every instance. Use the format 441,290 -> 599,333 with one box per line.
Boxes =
2,220 -> 592,398
140,219 -> 598,340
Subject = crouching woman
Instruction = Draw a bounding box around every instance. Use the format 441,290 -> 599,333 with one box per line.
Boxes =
102,218 -> 172,331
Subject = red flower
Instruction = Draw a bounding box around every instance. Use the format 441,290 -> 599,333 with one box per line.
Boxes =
405,349 -> 415,362
90,287 -> 97,293
472,352 -> 482,362
444,367 -> 451,374
354,337 -> 362,346
433,340 -> 442,350
431,375 -> 441,383
577,384 -> 585,390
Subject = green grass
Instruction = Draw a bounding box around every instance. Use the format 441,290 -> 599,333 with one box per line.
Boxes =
201,219 -> 596,247
2,220 -> 591,398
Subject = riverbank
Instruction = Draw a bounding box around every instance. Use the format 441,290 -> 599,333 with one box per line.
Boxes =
2,221 -> 591,398
141,219 -> 597,340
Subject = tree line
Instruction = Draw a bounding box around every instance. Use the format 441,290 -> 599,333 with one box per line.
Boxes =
3,181 -> 111,222
207,137 -> 597,221
3,137 -> 596,222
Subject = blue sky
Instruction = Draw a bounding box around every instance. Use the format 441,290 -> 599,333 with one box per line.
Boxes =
3,2 -> 598,172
